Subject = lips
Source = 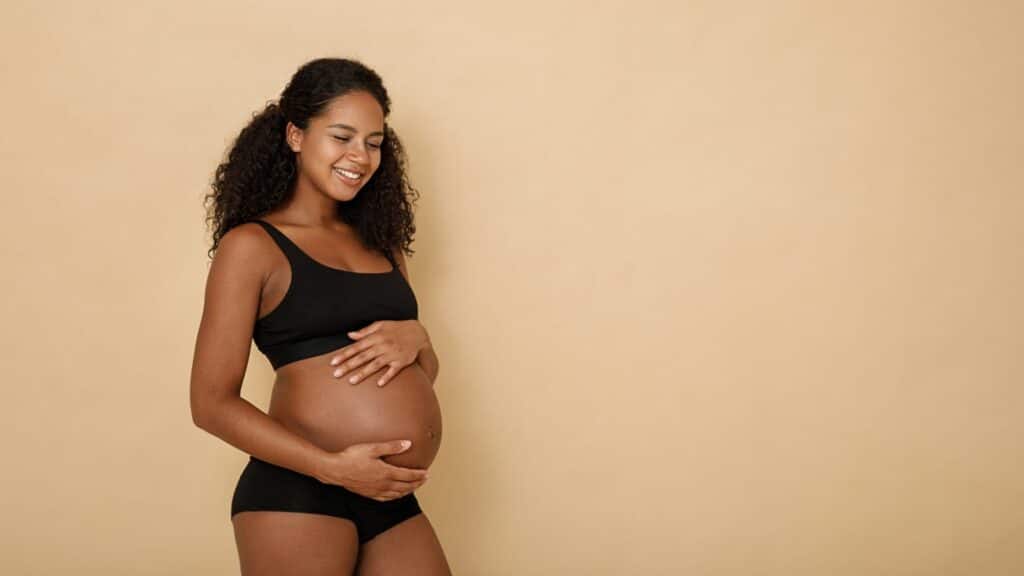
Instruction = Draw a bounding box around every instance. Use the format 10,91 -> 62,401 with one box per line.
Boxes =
333,167 -> 363,184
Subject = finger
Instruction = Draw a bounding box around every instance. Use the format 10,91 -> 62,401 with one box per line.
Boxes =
390,480 -> 423,492
332,342 -> 373,375
346,334 -> 396,368
341,349 -> 379,380
348,321 -> 385,339
346,347 -> 381,371
329,342 -> 360,367
375,491 -> 402,502
349,357 -> 386,385
363,357 -> 389,381
404,477 -> 428,491
372,439 -> 412,457
375,364 -> 399,387
388,466 -> 429,482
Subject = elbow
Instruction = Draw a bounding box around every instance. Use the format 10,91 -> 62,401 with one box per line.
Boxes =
191,375 -> 242,430
191,395 -> 222,431
191,401 -> 210,430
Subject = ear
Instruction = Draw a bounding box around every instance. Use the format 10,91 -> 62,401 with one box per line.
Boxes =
285,121 -> 303,153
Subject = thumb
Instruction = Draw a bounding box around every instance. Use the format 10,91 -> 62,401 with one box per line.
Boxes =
374,439 -> 412,456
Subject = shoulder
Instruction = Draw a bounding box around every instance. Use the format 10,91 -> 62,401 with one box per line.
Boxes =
217,221 -> 274,254
211,222 -> 277,278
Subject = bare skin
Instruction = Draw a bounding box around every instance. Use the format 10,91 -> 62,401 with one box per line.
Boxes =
192,90 -> 450,574
254,217 -> 444,470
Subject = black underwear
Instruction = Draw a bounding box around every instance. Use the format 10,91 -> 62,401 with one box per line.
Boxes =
230,456 -> 422,544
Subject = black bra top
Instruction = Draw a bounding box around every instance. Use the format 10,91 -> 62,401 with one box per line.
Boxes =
250,220 -> 418,370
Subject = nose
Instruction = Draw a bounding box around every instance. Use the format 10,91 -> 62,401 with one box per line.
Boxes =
346,142 -> 370,164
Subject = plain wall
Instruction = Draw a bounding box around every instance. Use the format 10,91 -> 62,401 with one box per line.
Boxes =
1,1 -> 1021,573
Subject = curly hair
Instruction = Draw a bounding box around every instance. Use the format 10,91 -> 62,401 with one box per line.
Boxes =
203,57 -> 419,261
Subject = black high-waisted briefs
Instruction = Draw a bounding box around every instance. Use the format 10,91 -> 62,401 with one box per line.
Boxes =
231,456 -> 422,544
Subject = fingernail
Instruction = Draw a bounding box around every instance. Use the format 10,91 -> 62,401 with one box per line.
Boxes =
401,440 -> 411,449
329,358 -> 338,366
349,375 -> 357,383
333,369 -> 343,377
377,379 -> 384,386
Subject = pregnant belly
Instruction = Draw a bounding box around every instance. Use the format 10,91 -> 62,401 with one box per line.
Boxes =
267,351 -> 442,470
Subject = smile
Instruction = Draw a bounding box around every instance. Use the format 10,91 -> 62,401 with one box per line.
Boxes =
333,168 -> 363,184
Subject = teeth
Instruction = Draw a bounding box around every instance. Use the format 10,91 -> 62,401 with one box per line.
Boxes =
335,168 -> 362,180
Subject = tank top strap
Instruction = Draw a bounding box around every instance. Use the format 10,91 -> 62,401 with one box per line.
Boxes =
252,219 -> 309,269
382,246 -> 399,271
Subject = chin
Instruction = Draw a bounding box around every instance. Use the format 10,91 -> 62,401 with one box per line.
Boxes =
329,191 -> 358,203
325,183 -> 360,201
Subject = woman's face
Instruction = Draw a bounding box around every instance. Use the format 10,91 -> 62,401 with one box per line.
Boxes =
286,90 -> 385,201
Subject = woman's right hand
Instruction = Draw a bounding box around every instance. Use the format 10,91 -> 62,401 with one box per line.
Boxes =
316,439 -> 429,501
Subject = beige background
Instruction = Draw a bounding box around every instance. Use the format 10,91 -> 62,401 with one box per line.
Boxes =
1,1 -> 1021,574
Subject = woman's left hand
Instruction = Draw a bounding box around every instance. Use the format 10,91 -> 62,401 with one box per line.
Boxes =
329,320 -> 429,387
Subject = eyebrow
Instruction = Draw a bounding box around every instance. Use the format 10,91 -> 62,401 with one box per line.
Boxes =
327,123 -> 385,138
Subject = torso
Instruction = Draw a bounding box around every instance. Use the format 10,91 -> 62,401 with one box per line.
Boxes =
268,355 -> 442,470
252,217 -> 442,470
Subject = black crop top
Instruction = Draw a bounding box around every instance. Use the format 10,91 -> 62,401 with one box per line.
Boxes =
250,220 -> 418,370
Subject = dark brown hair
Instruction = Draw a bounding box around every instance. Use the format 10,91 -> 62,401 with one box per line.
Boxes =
203,57 -> 419,260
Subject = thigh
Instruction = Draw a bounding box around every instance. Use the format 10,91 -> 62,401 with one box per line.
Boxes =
354,513 -> 451,576
233,510 -> 359,576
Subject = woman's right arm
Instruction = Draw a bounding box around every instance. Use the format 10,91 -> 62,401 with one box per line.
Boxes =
189,223 -> 330,480
190,223 -> 429,500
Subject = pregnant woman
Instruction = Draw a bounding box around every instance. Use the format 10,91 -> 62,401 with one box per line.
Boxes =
190,58 -> 450,575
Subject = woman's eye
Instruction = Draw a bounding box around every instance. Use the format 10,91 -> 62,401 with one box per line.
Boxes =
332,136 -> 380,150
